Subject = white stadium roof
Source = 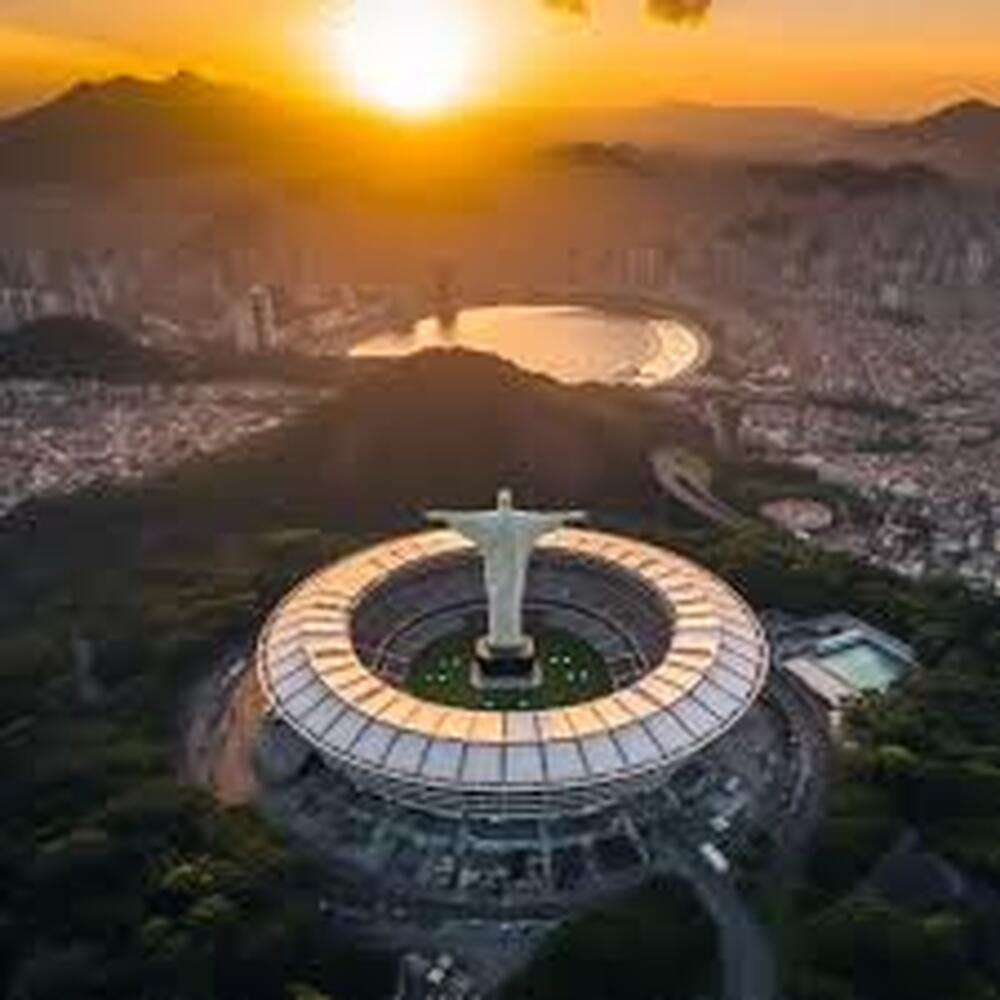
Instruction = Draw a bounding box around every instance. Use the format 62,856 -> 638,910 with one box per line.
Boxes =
256,528 -> 769,806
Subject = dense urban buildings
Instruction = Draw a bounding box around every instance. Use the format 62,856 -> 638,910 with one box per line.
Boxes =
0,380 -> 324,517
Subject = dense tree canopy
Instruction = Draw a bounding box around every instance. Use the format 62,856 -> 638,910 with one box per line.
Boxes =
3,352 -> 1000,997
500,877 -> 717,1000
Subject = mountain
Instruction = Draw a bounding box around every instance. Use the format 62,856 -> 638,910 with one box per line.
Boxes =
558,101 -> 853,158
0,72 -> 545,192
848,98 -> 1000,178
881,99 -> 1000,151
0,71 -> 359,185
4,74 -> 996,186
560,98 -> 1000,178
749,160 -> 950,199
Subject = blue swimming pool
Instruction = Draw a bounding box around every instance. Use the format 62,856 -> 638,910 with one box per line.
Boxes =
814,632 -> 909,692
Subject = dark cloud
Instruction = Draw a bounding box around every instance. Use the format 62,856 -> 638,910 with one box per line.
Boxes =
646,0 -> 711,22
542,0 -> 713,21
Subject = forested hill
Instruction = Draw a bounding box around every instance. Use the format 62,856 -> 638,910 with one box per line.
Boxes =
0,317 -> 178,382
0,350 -> 705,604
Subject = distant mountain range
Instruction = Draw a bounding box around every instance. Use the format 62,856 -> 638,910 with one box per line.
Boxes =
563,101 -> 852,158
851,99 -> 1000,176
1,73 -> 999,183
0,71 -> 365,184
565,98 -> 1000,178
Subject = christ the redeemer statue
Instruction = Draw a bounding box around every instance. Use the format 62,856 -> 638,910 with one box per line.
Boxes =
428,489 -> 585,662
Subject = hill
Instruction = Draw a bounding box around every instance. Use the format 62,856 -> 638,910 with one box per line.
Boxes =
0,72 -> 538,190
0,316 -> 178,381
4,76 -> 998,187
0,350 -> 704,599
557,101 -> 852,158
560,97 -> 1000,177
849,98 -> 1000,178
143,350 -> 680,528
0,71 -> 343,185
749,159 -> 950,198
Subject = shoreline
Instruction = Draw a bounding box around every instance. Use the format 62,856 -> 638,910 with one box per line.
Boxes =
629,315 -> 711,389
349,295 -> 713,390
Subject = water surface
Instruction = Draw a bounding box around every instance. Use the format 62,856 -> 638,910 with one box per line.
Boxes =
351,304 -> 706,387
816,636 -> 907,693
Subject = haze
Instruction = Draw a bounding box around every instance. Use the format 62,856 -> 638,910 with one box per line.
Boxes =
3,0 -> 1000,117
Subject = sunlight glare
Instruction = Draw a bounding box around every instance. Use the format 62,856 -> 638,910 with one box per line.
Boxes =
333,0 -> 481,117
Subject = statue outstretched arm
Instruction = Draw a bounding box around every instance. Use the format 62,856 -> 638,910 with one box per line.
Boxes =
427,509 -> 481,530
426,510 -> 501,549
531,510 -> 587,532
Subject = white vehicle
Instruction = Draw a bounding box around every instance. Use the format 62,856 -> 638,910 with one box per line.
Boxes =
700,841 -> 730,875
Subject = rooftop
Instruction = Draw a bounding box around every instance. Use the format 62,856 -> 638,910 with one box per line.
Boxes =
256,528 -> 769,800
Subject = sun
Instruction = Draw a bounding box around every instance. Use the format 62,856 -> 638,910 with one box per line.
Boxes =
333,0 -> 481,118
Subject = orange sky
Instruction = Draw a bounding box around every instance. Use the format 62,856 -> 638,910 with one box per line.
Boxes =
1,1 -> 1000,117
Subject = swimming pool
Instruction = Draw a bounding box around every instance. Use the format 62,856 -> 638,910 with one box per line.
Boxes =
814,632 -> 909,693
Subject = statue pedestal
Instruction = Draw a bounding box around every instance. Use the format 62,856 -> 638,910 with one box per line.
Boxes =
472,637 -> 542,691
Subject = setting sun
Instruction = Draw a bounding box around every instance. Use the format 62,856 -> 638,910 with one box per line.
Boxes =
333,0 -> 481,118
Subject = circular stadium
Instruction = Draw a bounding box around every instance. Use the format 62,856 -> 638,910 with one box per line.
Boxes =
255,528 -> 769,828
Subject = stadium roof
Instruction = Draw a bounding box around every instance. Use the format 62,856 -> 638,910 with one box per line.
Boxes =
256,528 -> 769,799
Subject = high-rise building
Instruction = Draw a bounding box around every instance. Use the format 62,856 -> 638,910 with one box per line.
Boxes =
249,284 -> 279,351
228,285 -> 281,353
0,288 -> 41,330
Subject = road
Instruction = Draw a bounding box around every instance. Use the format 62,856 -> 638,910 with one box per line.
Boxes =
180,645 -> 262,805
652,838 -> 778,1000
765,673 -> 834,878
650,447 -> 745,528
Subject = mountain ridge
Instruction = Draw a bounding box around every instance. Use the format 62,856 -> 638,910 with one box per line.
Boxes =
1,72 -> 998,183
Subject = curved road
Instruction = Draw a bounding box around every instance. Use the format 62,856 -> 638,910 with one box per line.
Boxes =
654,670 -> 837,1000
658,842 -> 778,1000
650,448 -> 745,529
766,673 -> 834,878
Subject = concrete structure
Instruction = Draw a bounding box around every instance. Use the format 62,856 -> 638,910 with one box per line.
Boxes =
771,612 -> 915,711
256,526 -> 769,819
230,284 -> 280,353
249,284 -> 279,351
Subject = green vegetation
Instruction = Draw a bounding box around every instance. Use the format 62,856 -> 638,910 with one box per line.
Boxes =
499,876 -> 717,1000
660,445 -> 713,488
0,353 -> 689,999
4,351 -> 1000,998
0,527 -> 395,1000
791,895 -> 992,1000
713,458 -> 868,523
0,317 -> 180,382
0,315 -> 355,386
406,628 -> 611,709
660,524 -> 1000,1000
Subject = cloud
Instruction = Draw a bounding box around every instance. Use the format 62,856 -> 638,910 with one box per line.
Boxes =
541,0 -> 712,21
646,0 -> 711,22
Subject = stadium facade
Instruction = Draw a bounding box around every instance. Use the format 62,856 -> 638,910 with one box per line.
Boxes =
255,527 -> 769,822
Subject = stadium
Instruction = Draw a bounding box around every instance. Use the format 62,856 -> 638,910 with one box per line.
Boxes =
252,524 -> 773,908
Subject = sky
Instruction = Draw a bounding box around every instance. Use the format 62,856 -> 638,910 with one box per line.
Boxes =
1,0 -> 1000,117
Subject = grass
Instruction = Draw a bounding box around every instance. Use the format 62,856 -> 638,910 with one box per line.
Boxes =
406,627 -> 612,710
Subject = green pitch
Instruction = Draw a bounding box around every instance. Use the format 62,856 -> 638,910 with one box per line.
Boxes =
406,627 -> 613,710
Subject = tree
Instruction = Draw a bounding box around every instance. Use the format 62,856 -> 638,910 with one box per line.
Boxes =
501,877 -> 716,1000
